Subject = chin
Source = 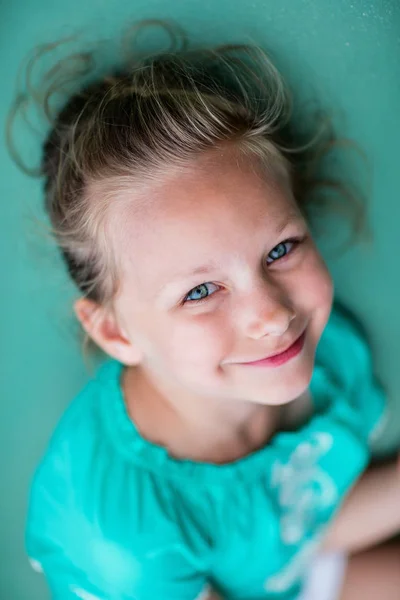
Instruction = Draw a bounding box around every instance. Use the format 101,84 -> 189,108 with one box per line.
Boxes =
247,360 -> 314,406
250,387 -> 308,407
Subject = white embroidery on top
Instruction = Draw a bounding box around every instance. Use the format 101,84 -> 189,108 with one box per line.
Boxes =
265,432 -> 338,592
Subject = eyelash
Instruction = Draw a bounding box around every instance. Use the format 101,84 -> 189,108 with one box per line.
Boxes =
182,236 -> 304,305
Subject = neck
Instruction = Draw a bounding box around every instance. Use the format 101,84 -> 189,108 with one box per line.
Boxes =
121,365 -> 286,464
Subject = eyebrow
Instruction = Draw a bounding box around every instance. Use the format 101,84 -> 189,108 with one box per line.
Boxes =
156,211 -> 301,295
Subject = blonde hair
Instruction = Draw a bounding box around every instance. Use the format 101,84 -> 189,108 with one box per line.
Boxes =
7,18 -> 365,369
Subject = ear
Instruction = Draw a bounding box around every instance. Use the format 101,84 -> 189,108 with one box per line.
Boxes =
73,297 -> 142,366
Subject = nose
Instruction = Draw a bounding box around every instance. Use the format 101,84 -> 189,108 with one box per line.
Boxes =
236,279 -> 296,339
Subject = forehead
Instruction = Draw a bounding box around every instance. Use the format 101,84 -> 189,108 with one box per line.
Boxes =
107,148 -> 300,283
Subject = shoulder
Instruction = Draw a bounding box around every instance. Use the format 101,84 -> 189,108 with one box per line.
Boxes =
27,359 -> 139,548
26,355 -> 208,540
26,358 -> 152,526
315,302 -> 374,391
312,302 -> 388,447
30,359 -> 113,492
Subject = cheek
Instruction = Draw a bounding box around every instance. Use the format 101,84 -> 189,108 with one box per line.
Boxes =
173,315 -> 231,363
314,254 -> 334,310
290,240 -> 331,300
296,250 -> 333,336
303,256 -> 333,305
147,313 -> 233,369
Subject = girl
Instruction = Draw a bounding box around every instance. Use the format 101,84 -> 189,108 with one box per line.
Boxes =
17,18 -> 400,600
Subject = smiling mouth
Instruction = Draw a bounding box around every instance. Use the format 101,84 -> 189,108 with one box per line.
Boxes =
234,330 -> 307,368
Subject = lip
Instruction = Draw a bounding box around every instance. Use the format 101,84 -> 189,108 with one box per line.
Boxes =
237,330 -> 306,368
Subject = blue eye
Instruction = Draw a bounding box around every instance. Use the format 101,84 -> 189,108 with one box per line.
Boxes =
184,282 -> 219,303
266,240 -> 297,264
183,237 -> 302,305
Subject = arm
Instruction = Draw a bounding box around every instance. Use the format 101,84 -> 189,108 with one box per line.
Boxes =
322,458 -> 400,554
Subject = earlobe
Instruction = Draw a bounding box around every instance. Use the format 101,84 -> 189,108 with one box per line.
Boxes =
73,297 -> 142,366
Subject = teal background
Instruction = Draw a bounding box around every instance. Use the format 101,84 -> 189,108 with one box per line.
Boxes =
1,1 -> 400,598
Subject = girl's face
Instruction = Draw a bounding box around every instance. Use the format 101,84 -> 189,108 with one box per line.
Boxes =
109,146 -> 333,406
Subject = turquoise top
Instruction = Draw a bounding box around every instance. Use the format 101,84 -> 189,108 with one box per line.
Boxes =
26,305 -> 387,600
